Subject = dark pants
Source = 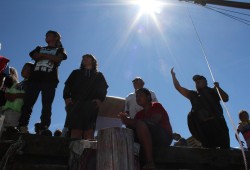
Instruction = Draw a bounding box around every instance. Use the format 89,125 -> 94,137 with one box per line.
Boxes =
19,82 -> 56,127
188,112 -> 230,149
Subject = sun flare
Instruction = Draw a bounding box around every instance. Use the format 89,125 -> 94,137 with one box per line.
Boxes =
133,0 -> 163,15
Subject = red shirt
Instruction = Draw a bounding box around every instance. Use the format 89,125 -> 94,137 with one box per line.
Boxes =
134,102 -> 173,136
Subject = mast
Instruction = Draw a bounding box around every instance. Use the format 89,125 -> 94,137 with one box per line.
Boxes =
182,0 -> 250,10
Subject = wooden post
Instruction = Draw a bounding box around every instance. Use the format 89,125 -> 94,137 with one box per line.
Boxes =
69,139 -> 97,170
97,127 -> 134,170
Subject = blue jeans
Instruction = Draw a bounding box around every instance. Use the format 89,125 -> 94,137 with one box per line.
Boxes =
19,82 -> 56,127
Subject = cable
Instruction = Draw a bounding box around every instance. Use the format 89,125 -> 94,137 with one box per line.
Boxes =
205,6 -> 250,25
185,3 -> 248,170
185,1 -> 250,25
206,5 -> 250,17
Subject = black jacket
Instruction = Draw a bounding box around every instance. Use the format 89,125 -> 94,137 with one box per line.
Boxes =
63,69 -> 108,102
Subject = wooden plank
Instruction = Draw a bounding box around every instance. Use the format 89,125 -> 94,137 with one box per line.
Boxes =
153,146 -> 250,169
21,134 -> 71,157
98,96 -> 125,118
1,132 -> 249,169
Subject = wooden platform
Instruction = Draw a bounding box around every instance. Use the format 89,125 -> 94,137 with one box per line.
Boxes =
0,134 -> 249,170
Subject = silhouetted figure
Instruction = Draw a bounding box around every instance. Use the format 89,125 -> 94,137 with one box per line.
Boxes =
54,129 -> 62,137
171,68 -> 230,149
18,30 -> 67,133
236,110 -> 250,150
63,54 -> 108,139
120,88 -> 173,169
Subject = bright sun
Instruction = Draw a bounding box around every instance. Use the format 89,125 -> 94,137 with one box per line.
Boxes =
133,0 -> 163,15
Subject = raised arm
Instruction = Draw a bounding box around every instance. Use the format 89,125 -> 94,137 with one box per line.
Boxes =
171,67 -> 190,99
214,82 -> 229,102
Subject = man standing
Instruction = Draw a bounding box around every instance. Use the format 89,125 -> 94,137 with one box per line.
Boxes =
125,77 -> 158,118
171,68 -> 230,149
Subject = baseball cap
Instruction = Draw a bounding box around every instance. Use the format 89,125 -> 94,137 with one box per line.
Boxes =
192,75 -> 207,81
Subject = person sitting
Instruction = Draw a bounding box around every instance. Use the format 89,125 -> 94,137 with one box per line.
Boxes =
119,88 -> 173,170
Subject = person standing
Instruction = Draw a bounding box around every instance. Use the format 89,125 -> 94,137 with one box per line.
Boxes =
2,63 -> 33,129
236,110 -> 250,150
125,77 -> 158,118
18,30 -> 67,133
170,68 -> 230,149
63,54 -> 108,139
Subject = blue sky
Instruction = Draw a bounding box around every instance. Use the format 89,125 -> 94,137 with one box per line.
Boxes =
0,0 -> 250,148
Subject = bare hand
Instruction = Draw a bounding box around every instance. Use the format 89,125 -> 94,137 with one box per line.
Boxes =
171,67 -> 175,76
92,99 -> 102,108
213,82 -> 220,88
118,112 -> 130,124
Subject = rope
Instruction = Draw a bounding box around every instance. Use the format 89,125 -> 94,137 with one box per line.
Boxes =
185,1 -> 250,25
205,6 -> 250,25
206,5 -> 250,17
0,136 -> 25,170
185,3 -> 248,170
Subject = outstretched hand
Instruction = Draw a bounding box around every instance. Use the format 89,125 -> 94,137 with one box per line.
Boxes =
171,67 -> 175,76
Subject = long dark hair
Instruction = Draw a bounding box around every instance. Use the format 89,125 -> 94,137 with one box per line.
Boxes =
80,54 -> 98,71
46,30 -> 63,48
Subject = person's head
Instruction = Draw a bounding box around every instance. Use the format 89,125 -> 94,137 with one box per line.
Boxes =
4,67 -> 18,87
135,88 -> 152,107
239,110 -> 249,122
132,77 -> 144,90
45,30 -> 62,47
40,129 -> 53,136
21,62 -> 34,79
10,67 -> 18,83
80,54 -> 98,71
54,129 -> 62,137
192,75 -> 207,90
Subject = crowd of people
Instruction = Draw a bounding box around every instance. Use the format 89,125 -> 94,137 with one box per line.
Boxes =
0,30 -> 249,170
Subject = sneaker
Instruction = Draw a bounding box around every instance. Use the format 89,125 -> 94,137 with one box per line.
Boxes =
38,125 -> 48,135
18,126 -> 29,134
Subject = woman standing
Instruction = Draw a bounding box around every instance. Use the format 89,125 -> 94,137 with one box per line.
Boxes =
63,54 -> 108,139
